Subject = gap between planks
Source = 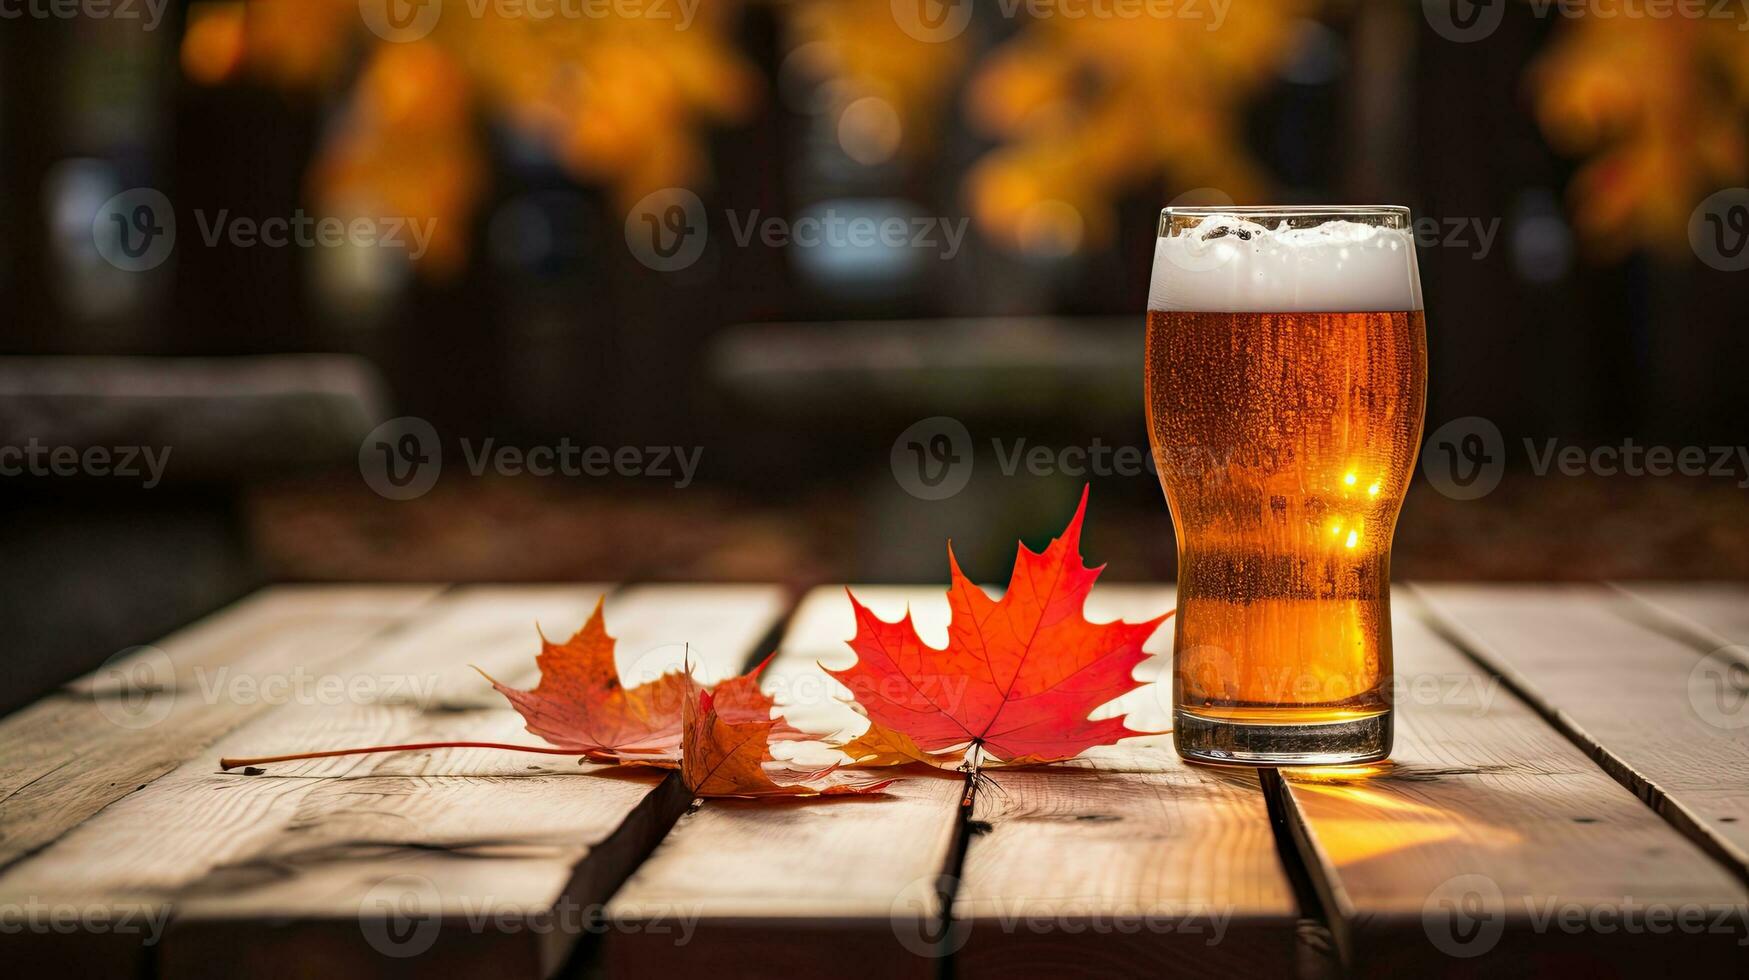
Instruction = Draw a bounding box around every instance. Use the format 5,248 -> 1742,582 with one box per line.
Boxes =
1269,586 -> 1749,977
952,587 -> 1301,980
599,586 -> 971,980
0,583 -> 794,980
602,584 -> 1305,980
1411,582 -> 1749,889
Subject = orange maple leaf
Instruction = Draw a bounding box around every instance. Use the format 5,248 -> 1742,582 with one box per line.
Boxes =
684,663 -> 895,798
831,487 -> 1170,766
482,596 -> 696,766
835,717 -> 955,769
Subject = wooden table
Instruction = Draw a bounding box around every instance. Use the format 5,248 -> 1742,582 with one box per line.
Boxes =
2,583 -> 1745,978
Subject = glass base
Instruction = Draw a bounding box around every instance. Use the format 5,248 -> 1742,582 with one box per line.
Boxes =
1174,709 -> 1392,767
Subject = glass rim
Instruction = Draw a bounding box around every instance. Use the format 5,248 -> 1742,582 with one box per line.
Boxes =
1161,204 -> 1411,218
1159,205 -> 1412,237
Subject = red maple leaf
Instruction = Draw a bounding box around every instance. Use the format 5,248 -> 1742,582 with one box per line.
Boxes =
830,487 -> 1170,765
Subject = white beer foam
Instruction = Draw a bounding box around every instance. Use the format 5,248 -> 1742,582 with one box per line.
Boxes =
1148,215 -> 1423,313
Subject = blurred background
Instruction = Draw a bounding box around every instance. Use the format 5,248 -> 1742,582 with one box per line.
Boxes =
3,0 -> 1747,711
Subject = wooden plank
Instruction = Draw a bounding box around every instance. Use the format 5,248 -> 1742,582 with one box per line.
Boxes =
1612,581 -> 1749,651
952,585 -> 1300,979
0,584 -> 788,980
0,585 -> 443,871
601,585 -> 967,980
1414,583 -> 1749,882
1276,593 -> 1749,976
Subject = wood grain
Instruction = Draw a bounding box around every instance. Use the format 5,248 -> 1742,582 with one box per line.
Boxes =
601,586 -> 968,980
0,585 -> 443,871
1414,583 -> 1749,883
952,586 -> 1299,979
1612,581 -> 1749,651
0,584 -> 787,980
1277,592 -> 1749,977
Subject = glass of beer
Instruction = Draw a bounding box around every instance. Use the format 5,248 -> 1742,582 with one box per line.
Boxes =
1145,206 -> 1427,766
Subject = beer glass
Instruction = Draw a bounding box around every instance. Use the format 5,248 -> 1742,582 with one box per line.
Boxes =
1145,206 -> 1427,766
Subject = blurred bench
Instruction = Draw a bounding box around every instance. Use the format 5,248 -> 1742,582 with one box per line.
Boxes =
0,355 -> 390,714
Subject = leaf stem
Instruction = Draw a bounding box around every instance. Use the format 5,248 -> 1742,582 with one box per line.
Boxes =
959,742 -> 984,807
218,742 -> 582,771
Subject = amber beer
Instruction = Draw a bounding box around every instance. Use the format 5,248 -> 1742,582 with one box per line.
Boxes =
1145,207 -> 1427,766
